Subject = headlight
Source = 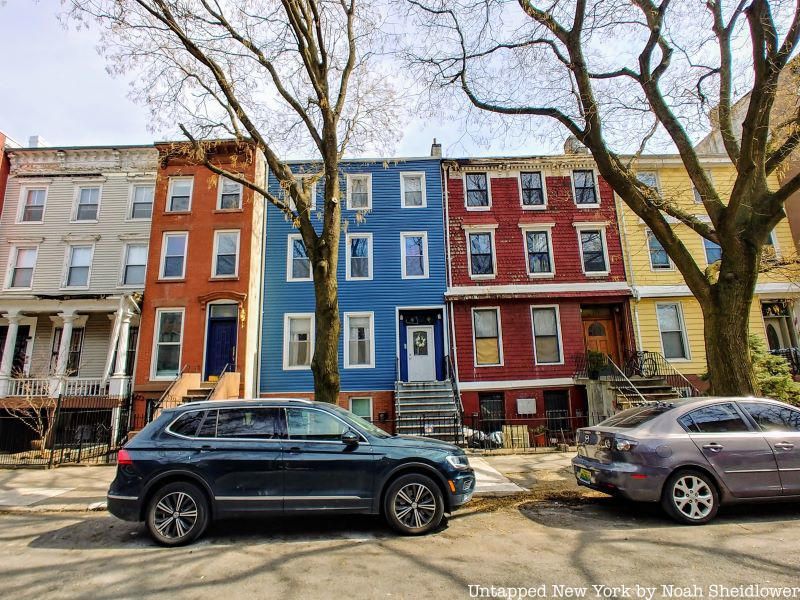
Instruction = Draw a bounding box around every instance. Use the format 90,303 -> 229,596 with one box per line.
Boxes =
445,455 -> 470,470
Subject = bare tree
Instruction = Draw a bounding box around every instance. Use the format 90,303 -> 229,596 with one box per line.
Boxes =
65,0 -> 403,403
3,378 -> 59,459
407,0 -> 800,395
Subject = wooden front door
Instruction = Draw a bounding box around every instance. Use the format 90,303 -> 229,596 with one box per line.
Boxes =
583,318 -> 619,364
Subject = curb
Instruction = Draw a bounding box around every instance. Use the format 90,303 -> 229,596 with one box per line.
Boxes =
0,501 -> 107,514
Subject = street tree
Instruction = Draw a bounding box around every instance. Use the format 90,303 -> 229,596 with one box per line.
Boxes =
407,0 -> 800,395
65,0 -> 402,402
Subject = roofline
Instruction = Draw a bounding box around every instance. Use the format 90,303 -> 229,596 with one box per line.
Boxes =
9,144 -> 155,152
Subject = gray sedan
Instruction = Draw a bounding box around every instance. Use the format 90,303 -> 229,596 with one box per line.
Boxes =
572,397 -> 800,524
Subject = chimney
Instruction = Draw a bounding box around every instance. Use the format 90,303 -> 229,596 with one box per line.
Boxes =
430,138 -> 442,158
28,135 -> 50,148
563,135 -> 588,155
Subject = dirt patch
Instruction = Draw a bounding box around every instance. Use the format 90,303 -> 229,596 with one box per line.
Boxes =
461,483 -> 607,515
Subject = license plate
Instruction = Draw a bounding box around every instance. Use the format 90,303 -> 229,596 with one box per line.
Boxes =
576,467 -> 593,484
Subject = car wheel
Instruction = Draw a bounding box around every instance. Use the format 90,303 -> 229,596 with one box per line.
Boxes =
384,473 -> 444,535
146,481 -> 209,546
661,469 -> 719,525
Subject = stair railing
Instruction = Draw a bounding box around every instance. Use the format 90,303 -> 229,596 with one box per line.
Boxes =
605,356 -> 648,405
148,364 -> 190,421
621,350 -> 701,397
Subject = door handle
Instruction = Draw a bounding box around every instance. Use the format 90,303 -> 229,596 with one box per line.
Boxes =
199,445 -> 213,452
702,443 -> 724,452
287,446 -> 302,454
774,442 -> 796,451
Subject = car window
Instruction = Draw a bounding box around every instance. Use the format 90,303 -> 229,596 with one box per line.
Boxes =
287,408 -> 347,441
679,403 -> 750,433
740,402 -> 800,432
169,410 -> 206,437
328,404 -> 391,438
600,405 -> 675,428
197,410 -> 218,438
216,408 -> 283,439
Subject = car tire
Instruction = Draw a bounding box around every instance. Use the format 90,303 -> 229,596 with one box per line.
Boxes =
384,473 -> 445,535
661,469 -> 719,525
146,481 -> 210,546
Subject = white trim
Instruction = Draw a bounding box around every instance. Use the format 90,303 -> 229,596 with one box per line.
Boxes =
400,231 -> 429,279
646,229 -> 675,271
346,173 -> 372,211
465,228 -> 497,280
530,304 -> 564,365
119,241 -> 149,288
282,313 -> 315,370
61,243 -> 96,290
571,168 -> 601,208
446,281 -> 632,297
70,183 -> 103,223
345,232 -> 373,281
520,225 -> 556,278
463,171 -> 491,211
635,170 -> 661,195
151,307 -> 185,380
575,224 -> 610,277
767,229 -> 781,257
459,378 -> 574,391
634,282 -> 800,298
4,245 -> 39,291
518,170 -> 548,210
126,181 -> 155,221
655,301 -> 691,361
348,396 -> 374,420
286,233 -> 312,282
211,229 -> 241,278
167,176 -> 194,212
16,184 -> 48,224
159,231 -> 188,280
400,172 -> 427,208
471,306 -> 503,367
216,175 -> 243,210
344,312 -> 375,369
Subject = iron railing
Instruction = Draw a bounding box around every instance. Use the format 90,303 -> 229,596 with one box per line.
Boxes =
771,348 -> 800,376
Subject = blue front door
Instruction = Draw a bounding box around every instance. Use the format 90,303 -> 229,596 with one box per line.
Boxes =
205,304 -> 238,379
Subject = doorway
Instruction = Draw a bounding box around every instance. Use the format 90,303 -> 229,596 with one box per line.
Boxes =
407,325 -> 436,381
205,304 -> 238,380
581,304 -> 623,365
544,390 -> 570,432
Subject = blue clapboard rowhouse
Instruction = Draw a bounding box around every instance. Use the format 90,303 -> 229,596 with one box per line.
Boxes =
260,143 -> 459,434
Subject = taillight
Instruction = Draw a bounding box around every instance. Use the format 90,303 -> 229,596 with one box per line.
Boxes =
117,448 -> 133,465
614,438 -> 638,452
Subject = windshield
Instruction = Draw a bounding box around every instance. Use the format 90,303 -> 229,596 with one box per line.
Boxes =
600,404 -> 675,428
328,404 -> 393,438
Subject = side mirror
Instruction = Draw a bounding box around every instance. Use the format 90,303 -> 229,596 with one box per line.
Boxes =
341,429 -> 360,446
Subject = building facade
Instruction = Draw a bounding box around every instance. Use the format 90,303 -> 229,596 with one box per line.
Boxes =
260,157 -> 448,423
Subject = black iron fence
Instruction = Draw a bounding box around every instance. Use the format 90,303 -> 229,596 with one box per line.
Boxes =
771,348 -> 800,376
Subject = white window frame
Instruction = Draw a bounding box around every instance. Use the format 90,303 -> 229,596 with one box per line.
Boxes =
646,229 -> 674,271
530,305 -> 564,366
471,306 -> 503,367
346,173 -> 372,211
463,171 -> 491,211
400,231 -> 429,279
656,302 -> 691,361
283,313 -> 315,371
349,396 -> 374,420
518,170 -> 548,210
400,172 -> 427,208
151,307 -> 185,380
703,237 -> 722,267
5,245 -> 39,290
159,231 -> 189,280
71,184 -> 103,223
346,232 -> 373,281
211,229 -> 241,278
692,169 -> 714,204
571,168 -> 601,208
574,223 -> 610,276
464,225 -> 498,280
127,182 -> 155,221
635,171 -> 661,195
344,312 -> 376,369
286,233 -> 312,282
17,185 -> 48,224
519,224 -> 555,278
61,243 -> 95,290
167,177 -> 194,212
216,175 -> 243,210
119,242 -> 149,287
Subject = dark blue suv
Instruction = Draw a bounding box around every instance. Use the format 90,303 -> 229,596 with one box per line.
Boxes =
108,399 -> 475,545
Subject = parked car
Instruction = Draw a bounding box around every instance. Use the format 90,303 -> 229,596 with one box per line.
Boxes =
572,397 -> 800,524
107,399 -> 475,545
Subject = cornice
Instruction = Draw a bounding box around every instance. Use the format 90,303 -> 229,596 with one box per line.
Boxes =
8,146 -> 158,176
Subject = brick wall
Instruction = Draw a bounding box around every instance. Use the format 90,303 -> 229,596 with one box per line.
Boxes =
460,386 -> 587,420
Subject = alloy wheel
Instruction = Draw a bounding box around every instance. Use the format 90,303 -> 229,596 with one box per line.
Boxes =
153,491 -> 199,540
671,475 -> 714,521
393,483 -> 438,529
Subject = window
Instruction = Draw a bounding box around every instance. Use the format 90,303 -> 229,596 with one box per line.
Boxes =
636,171 -> 659,193
573,170 -> 598,205
130,184 -> 154,219
213,230 -> 240,277
284,314 -> 314,369
578,228 -> 608,273
740,402 -> 800,432
167,177 -> 193,212
218,176 -> 243,210
65,245 -> 93,288
647,230 -> 671,270
349,397 -> 373,420
347,174 -> 371,210
122,243 -> 147,286
169,411 -> 206,437
74,187 -> 100,221
657,303 -> 689,360
468,231 -> 495,277
601,404 -> 676,428
473,308 -> 501,366
286,408 -> 348,441
345,313 -> 374,368
524,230 -> 553,275
197,410 -> 218,437
401,172 -> 426,208
287,234 -> 311,281
401,232 -> 428,278
20,188 -> 46,222
692,169 -> 713,204
465,172 -> 489,208
679,403 -> 749,433
531,306 -> 562,364
704,238 -> 722,265
8,247 -> 37,288
520,172 -> 545,207
216,408 -> 283,439
160,233 -> 187,279
51,327 -> 84,376
346,233 -> 372,280
153,309 -> 183,378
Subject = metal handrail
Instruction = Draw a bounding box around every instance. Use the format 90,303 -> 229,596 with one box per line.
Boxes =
605,356 -> 648,404
153,364 -> 189,412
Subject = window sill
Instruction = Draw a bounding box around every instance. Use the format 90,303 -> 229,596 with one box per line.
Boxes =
344,364 -> 376,369
474,362 -> 503,368
213,208 -> 244,214
401,274 -> 430,280
287,278 -> 313,283
209,276 -> 240,282
465,206 -> 491,212
283,366 -> 312,371
583,272 -> 610,278
575,204 -> 601,209
401,204 -> 427,209
157,278 -> 186,283
527,273 -> 556,279
469,274 -> 496,280
521,205 -> 548,211
70,220 -> 99,224
665,358 -> 692,363
124,217 -> 153,223
163,211 -> 192,216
